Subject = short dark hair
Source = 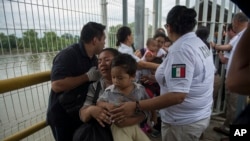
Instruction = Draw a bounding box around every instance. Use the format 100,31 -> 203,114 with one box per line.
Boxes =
111,53 -> 137,76
233,12 -> 249,23
196,26 -> 210,48
100,48 -> 120,57
166,5 -> 197,35
116,26 -> 132,46
80,22 -> 106,44
196,26 -> 210,41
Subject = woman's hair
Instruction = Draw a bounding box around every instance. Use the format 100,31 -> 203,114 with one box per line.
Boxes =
111,53 -> 137,76
116,26 -> 132,46
155,28 -> 165,34
166,5 -> 197,35
99,47 -> 120,57
153,32 -> 167,41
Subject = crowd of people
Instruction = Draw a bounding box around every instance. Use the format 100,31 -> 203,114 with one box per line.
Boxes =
46,1 -> 250,141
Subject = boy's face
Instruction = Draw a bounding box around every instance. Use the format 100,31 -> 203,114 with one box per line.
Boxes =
111,66 -> 134,90
147,40 -> 158,55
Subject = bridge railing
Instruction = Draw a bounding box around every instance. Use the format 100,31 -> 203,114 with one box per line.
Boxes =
0,71 -> 52,141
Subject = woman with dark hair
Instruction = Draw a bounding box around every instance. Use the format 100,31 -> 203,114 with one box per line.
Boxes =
111,6 -> 215,141
116,26 -> 159,70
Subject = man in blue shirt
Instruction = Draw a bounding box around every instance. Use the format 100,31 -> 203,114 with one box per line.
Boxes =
47,22 -> 106,141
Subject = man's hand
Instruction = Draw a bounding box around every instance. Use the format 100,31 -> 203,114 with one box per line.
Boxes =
86,67 -> 101,81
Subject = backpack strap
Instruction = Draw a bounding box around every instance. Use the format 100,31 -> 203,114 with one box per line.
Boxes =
92,81 -> 101,105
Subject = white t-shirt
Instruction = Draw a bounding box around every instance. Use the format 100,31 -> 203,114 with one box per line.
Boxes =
155,32 -> 215,125
223,35 -> 240,69
226,28 -> 246,77
157,48 -> 167,58
118,43 -> 140,62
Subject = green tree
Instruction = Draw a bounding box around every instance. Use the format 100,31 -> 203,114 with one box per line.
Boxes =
61,33 -> 73,39
0,33 -> 18,54
43,31 -> 59,52
22,29 -> 39,52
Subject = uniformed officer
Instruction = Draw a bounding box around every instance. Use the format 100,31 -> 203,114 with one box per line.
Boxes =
111,5 -> 215,141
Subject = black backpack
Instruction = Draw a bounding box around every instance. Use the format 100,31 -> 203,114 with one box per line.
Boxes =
73,81 -> 113,141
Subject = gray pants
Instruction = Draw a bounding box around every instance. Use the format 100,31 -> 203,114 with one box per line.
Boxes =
161,117 -> 210,141
224,89 -> 247,128
224,89 -> 238,128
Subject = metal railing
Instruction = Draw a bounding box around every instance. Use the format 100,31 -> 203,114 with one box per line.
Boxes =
0,0 -> 240,140
1,71 -> 50,141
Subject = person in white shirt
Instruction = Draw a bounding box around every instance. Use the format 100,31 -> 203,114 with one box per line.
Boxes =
212,12 -> 249,138
116,26 -> 159,70
111,6 -> 215,141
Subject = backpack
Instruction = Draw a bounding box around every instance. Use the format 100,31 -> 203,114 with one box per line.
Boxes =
73,81 -> 113,141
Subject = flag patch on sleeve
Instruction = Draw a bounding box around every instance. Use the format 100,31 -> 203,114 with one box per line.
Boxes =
172,64 -> 186,78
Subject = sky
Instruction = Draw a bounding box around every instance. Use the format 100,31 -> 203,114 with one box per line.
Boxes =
0,0 -> 234,37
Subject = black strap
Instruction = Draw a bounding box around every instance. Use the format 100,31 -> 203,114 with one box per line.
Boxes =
92,81 -> 101,105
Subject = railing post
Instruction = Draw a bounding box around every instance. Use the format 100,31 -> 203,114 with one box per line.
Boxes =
134,0 -> 145,50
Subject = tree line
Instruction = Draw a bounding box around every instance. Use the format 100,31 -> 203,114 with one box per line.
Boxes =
0,22 -> 152,54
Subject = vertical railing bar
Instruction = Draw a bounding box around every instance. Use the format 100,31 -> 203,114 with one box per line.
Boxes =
87,0 -> 90,21
23,0 -> 32,53
36,84 -> 42,111
79,0 -> 82,40
81,1 -> 85,27
41,0 -> 48,52
96,0 -> 99,21
41,83 -> 47,111
9,1 -> 19,54
57,0 -> 65,49
0,34 -> 4,55
52,0 -> 59,51
2,0 -> 13,55
57,0 -> 63,50
2,93 -> 12,130
69,0 -> 74,44
36,0 -> 44,52
66,0 -> 71,44
31,0 -> 39,53
17,0 -> 26,54
62,0 -> 67,47
9,91 -> 18,123
74,0 -> 77,43
47,0 -> 54,52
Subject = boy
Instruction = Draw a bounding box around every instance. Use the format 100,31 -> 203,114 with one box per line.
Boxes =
97,53 -> 151,141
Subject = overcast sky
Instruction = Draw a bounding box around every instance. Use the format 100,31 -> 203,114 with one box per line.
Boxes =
0,0 -> 233,37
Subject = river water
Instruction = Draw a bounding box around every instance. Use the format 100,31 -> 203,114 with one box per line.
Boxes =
0,52 -> 57,140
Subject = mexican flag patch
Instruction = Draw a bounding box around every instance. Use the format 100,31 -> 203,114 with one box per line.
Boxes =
172,64 -> 186,78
